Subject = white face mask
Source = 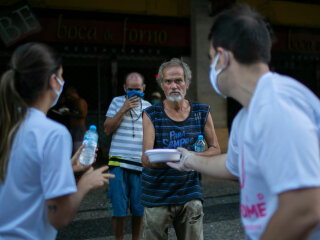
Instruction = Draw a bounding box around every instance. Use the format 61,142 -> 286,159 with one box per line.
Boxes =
209,51 -> 229,98
51,76 -> 64,107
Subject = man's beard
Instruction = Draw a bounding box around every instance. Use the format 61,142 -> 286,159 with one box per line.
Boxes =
166,90 -> 185,102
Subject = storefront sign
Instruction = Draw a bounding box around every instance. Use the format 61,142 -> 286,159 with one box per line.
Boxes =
0,2 -> 41,46
30,13 -> 189,48
288,31 -> 320,53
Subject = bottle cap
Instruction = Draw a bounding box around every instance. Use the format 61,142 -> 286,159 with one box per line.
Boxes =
198,135 -> 203,140
89,125 -> 97,131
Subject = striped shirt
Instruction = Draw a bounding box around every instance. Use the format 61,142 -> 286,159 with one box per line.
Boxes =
142,100 -> 210,207
106,95 -> 151,171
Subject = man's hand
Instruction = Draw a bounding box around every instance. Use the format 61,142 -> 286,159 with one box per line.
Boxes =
104,95 -> 142,136
166,148 -> 194,171
168,151 -> 236,180
121,96 -> 140,113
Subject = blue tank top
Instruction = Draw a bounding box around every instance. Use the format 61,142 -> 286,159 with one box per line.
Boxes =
142,100 -> 210,207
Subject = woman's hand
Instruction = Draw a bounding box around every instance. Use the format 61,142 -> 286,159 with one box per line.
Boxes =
71,144 -> 98,173
78,166 -> 115,190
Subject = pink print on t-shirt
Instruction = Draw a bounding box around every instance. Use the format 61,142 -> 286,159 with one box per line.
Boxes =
240,202 -> 266,218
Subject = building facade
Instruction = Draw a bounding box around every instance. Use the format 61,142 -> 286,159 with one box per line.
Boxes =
1,0 -> 320,154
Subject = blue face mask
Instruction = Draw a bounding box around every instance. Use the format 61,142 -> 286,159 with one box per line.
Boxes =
126,90 -> 144,99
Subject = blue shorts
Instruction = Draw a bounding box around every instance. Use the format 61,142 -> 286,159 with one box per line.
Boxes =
108,167 -> 144,217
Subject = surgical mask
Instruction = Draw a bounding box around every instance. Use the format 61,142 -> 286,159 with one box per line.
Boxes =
209,52 -> 229,98
126,90 -> 144,99
151,99 -> 160,105
51,76 -> 64,107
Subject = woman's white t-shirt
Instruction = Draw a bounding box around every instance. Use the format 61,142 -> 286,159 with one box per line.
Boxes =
0,108 -> 77,240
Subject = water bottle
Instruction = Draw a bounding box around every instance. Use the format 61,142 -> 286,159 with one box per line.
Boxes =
79,125 -> 99,165
194,135 -> 205,152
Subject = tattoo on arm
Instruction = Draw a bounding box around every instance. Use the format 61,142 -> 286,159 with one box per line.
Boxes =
47,204 -> 58,213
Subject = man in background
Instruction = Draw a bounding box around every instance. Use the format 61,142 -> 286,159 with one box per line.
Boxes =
151,91 -> 161,105
104,72 -> 151,240
65,86 -> 88,154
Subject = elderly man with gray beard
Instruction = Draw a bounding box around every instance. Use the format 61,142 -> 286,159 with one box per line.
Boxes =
141,58 -> 221,240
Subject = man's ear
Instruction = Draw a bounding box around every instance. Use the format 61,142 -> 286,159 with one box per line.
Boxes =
216,47 -> 229,68
184,78 -> 190,90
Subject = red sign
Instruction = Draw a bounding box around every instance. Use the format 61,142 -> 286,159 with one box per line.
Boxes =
31,14 -> 190,48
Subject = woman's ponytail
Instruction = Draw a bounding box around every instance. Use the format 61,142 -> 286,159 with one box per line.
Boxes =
0,69 -> 28,182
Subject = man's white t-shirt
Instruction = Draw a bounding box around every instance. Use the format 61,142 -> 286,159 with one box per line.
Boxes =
0,108 -> 77,240
106,96 -> 151,171
226,72 -> 320,240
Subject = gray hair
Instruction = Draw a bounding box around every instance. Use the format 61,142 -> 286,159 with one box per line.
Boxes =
157,58 -> 192,87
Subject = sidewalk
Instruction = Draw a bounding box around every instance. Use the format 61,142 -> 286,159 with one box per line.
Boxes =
57,176 -> 244,240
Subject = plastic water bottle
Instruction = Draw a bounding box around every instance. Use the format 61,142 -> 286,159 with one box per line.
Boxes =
79,125 -> 99,165
194,135 -> 205,152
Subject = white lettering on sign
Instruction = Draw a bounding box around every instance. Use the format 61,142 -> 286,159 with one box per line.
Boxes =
0,4 -> 41,46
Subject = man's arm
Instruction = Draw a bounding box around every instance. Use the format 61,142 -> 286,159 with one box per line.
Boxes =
104,96 -> 140,135
261,188 -> 320,240
167,148 -> 237,180
199,112 -> 221,156
141,112 -> 166,168
184,148 -> 236,179
46,166 -> 114,229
